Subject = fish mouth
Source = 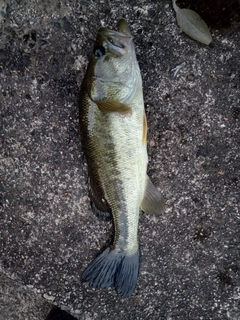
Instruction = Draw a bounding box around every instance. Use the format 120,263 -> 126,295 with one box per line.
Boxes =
96,19 -> 133,57
117,19 -> 131,37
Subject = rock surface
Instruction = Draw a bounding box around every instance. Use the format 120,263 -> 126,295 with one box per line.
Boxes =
1,0 -> 239,319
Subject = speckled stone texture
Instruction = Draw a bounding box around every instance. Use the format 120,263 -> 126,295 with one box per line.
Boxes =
0,270 -> 51,320
1,0 -> 239,319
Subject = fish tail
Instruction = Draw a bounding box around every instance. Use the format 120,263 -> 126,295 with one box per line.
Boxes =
81,247 -> 140,297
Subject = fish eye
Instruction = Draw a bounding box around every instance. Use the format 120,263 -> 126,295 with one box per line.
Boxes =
94,46 -> 106,58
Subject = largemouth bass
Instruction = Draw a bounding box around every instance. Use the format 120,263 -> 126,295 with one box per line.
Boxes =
79,19 -> 165,297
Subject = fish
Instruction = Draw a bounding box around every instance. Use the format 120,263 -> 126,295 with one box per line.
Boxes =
79,19 -> 165,297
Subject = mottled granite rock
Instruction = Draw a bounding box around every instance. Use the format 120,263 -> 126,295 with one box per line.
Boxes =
1,0 -> 239,319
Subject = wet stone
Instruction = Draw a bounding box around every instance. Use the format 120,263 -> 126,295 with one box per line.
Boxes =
0,49 -> 8,61
52,21 -> 61,30
38,39 -> 48,46
62,17 -> 75,33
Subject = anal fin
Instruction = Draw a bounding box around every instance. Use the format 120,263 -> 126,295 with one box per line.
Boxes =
140,175 -> 165,215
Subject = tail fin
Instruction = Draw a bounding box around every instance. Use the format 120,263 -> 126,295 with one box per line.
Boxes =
81,247 -> 140,297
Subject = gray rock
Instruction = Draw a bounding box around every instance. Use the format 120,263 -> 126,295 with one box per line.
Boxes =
1,0 -> 239,319
0,271 -> 51,320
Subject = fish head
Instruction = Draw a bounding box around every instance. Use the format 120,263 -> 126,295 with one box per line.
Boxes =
87,19 -> 142,103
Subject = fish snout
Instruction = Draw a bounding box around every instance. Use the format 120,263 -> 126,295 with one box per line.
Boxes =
117,19 -> 131,37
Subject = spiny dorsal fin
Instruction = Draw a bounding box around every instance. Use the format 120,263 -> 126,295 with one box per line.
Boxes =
141,175 -> 165,215
142,112 -> 148,144
95,100 -> 132,115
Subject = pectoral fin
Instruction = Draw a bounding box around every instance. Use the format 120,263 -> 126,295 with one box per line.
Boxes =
95,100 -> 132,115
141,176 -> 165,215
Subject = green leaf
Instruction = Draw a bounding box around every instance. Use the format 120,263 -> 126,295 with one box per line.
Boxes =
172,0 -> 212,45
